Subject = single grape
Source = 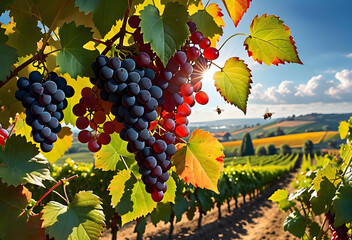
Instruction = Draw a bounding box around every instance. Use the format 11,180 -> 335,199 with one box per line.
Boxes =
134,67 -> 145,77
41,141 -> 53,152
187,21 -> 197,34
117,82 -> 127,94
96,55 -> 109,67
46,103 -> 57,113
76,116 -> 89,129
122,94 -> 136,107
93,111 -> 106,124
128,15 -> 141,28
180,62 -> 193,76
128,72 -> 141,84
146,136 -> 156,147
53,77 -> 67,89
47,132 -> 58,143
48,117 -> 59,129
153,139 -> 167,153
162,132 -> 175,144
88,139 -> 102,152
131,140 -> 145,152
98,133 -> 111,145
160,70 -> 173,82
193,81 -> 202,92
52,124 -> 62,134
145,156 -> 157,169
166,59 -> 179,74
39,111 -> 51,124
154,181 -> 166,191
195,91 -> 209,105
30,83 -> 44,96
103,121 -> 116,134
78,130 -> 92,143
143,175 -> 157,185
139,77 -> 152,90
144,68 -> 155,80
51,111 -> 63,121
149,86 -> 162,99
183,95 -> 195,106
84,96 -> 97,109
187,47 -> 200,61
158,171 -> 170,182
174,51 -> 187,65
178,103 -> 192,116
145,98 -> 158,111
125,128 -> 138,141
151,190 -> 163,202
199,37 -> 211,49
203,47 -> 219,60
154,152 -> 166,163
138,128 -> 150,141
31,102 -> 45,115
190,31 -> 203,44
181,83 -> 194,96
138,90 -> 151,103
175,124 -> 189,137
114,68 -> 129,82
29,71 -> 42,83
162,118 -> 175,131
136,52 -> 151,67
33,131 -> 44,143
166,144 -> 177,156
17,77 -> 30,90
122,59 -> 136,72
43,81 -> 57,95
52,90 -> 65,103
15,89 -> 27,101
41,127 -> 51,138
104,79 -> 118,93
143,110 -> 157,122
127,82 -> 140,96
39,94 -> 51,105
135,118 -> 148,130
109,57 -> 121,70
73,103 -> 86,116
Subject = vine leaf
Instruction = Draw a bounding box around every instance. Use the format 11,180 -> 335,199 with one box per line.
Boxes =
0,78 -> 23,126
0,0 -> 13,13
0,28 -> 18,82
7,0 -> 42,56
312,163 -> 340,191
57,22 -> 99,78
0,135 -> 54,187
172,129 -> 224,193
94,133 -> 135,171
140,2 -> 190,66
74,0 -> 99,14
108,169 -> 132,207
338,121 -> 349,139
92,0 -> 129,37
173,195 -> 190,222
162,175 -> 176,203
150,202 -> 172,225
41,191 -> 105,240
0,182 -> 46,240
62,74 -> 93,126
189,9 -> 223,38
221,0 -> 252,27
283,211 -> 307,238
269,189 -> 288,202
244,14 -> 303,66
333,184 -> 352,227
213,57 -> 252,114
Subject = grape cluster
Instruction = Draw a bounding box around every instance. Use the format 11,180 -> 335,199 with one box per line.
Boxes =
0,124 -> 9,147
15,71 -> 74,152
73,86 -> 122,152
326,211 -> 350,240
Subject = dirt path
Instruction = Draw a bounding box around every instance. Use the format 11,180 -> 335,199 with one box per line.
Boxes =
101,169 -> 298,240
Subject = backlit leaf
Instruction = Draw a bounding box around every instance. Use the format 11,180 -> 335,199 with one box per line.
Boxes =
213,57 -> 252,114
221,0 -> 252,27
140,2 -> 189,66
283,211 -> 307,238
108,169 -> 132,207
92,0 -> 128,37
0,135 -> 54,187
57,22 -> 99,78
172,129 -> 224,193
75,0 -> 99,14
312,163 -> 340,191
0,28 -> 17,82
206,3 -> 225,28
190,9 -> 223,38
0,182 -> 46,240
333,184 -> 352,227
338,121 -> 349,139
244,14 -> 302,65
162,175 -> 176,203
7,0 -> 41,56
269,189 -> 288,202
41,191 -> 105,240
94,133 -> 135,171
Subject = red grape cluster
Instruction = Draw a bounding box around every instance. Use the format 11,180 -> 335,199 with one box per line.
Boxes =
15,71 -> 75,152
0,124 -> 9,147
73,86 -> 122,152
326,211 -> 350,240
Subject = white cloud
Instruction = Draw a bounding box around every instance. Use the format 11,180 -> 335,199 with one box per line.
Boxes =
249,68 -> 352,104
346,53 -> 352,58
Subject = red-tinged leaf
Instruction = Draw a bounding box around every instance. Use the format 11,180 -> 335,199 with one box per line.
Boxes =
221,0 -> 252,27
244,14 -> 303,66
212,57 -> 252,114
206,3 -> 225,28
0,182 -> 45,240
171,129 -> 224,193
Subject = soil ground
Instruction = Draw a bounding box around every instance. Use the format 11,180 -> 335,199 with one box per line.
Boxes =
101,169 -> 299,240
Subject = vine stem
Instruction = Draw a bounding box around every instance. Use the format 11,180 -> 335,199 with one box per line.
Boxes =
210,61 -> 223,70
120,155 -> 130,170
218,33 -> 250,51
29,175 -> 78,212
92,37 -> 108,45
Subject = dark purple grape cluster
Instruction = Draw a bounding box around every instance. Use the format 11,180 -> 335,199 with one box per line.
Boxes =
90,54 -> 175,201
15,71 -> 74,152
326,211 -> 349,240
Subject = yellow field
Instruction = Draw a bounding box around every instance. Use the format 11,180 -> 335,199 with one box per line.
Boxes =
222,131 -> 338,148
263,120 -> 314,130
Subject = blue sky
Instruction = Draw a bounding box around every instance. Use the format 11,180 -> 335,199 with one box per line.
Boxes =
195,0 -> 352,121
2,1 -> 352,121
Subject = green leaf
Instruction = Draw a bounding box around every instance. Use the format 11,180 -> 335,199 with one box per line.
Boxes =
173,195 -> 190,222
196,189 -> 213,211
75,0 -> 99,14
7,0 -> 42,56
309,222 -> 321,238
108,169 -> 132,207
134,217 -> 147,236
244,14 -> 302,66
41,191 -> 105,240
283,211 -> 307,238
162,174 -> 176,203
189,10 -> 223,38
0,135 -> 54,187
312,163 -> 340,191
0,28 -> 18,82
150,202 -> 172,225
140,2 -> 189,66
269,189 -> 288,202
161,0 -> 200,6
92,0 -> 128,37
338,121 -> 349,139
94,132 -> 134,171
57,21 -> 99,78
0,182 -> 46,240
332,184 -> 352,227
172,129 -> 224,193
278,199 -> 295,212
288,187 -> 308,201
0,0 -> 13,13
310,192 -> 325,215
120,180 -> 157,225
213,57 -> 251,114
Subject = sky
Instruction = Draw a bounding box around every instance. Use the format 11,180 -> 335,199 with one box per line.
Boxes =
195,0 -> 352,122
1,1 -> 352,122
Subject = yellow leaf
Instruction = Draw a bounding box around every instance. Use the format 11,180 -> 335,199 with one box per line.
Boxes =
172,129 -> 224,193
221,0 -> 252,27
206,3 -> 225,28
109,169 -> 132,207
